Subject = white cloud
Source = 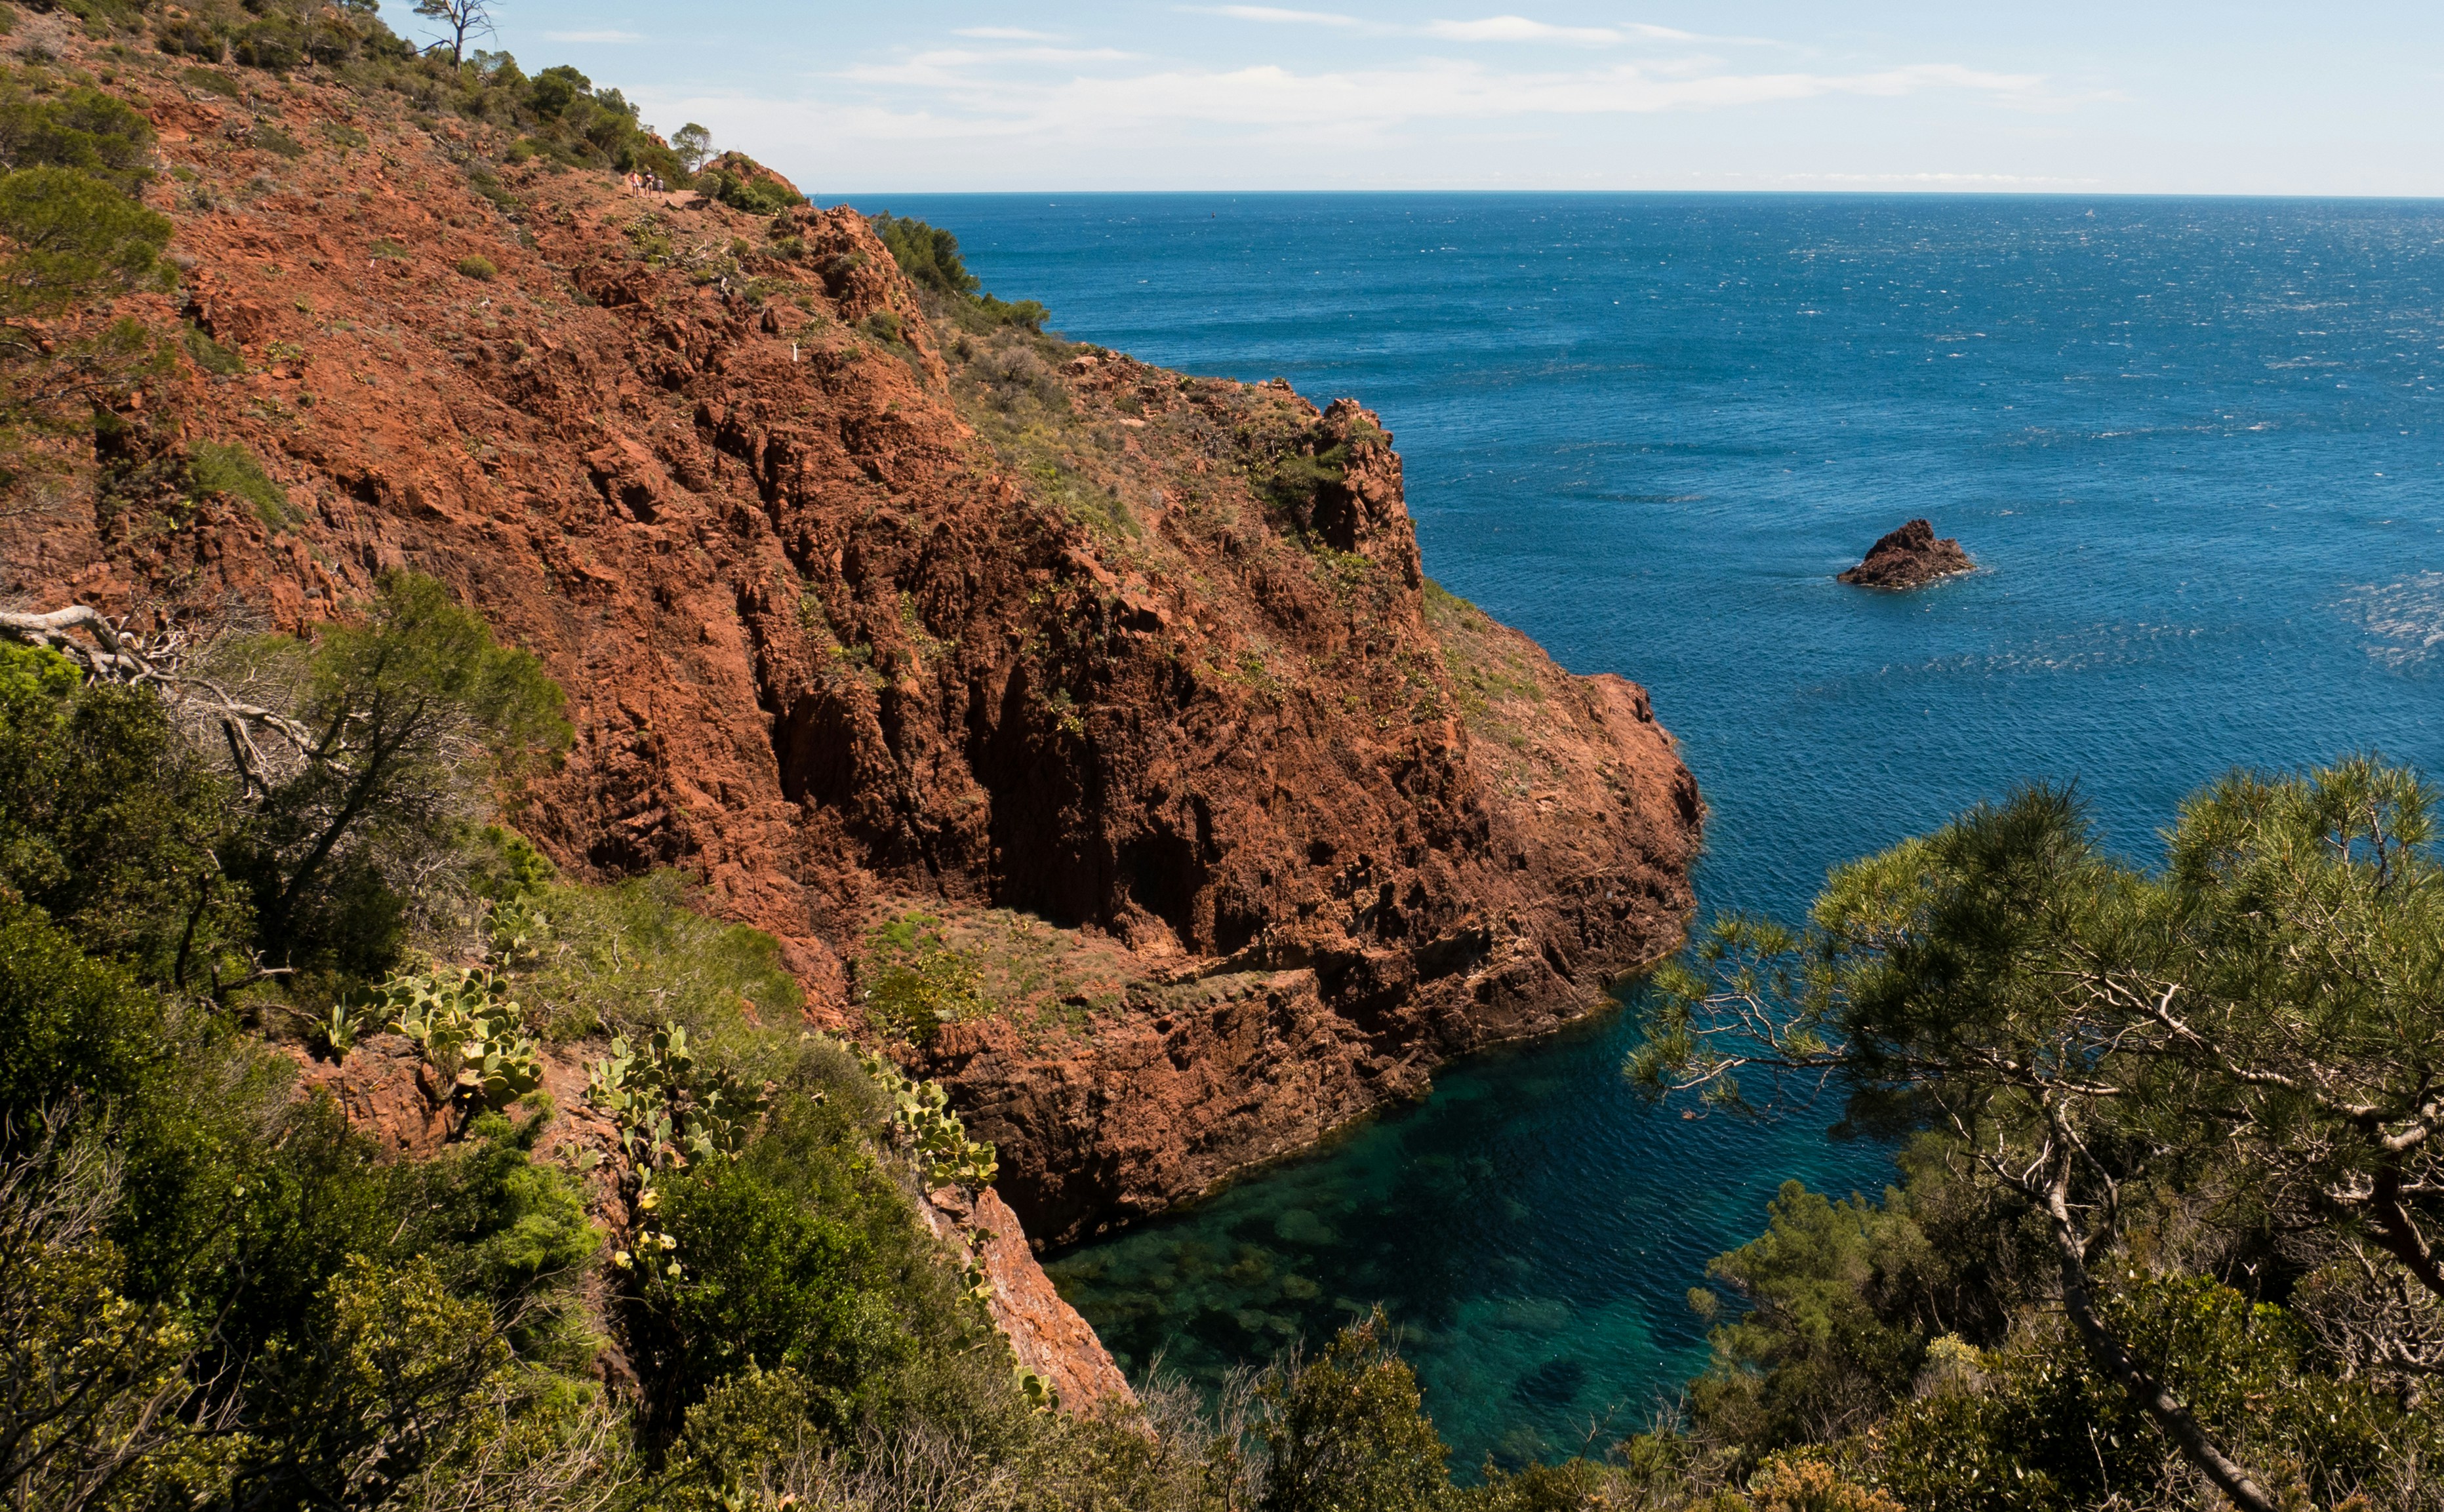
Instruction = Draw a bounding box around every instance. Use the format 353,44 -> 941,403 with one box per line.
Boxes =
847,45 -> 1140,88
824,53 -> 2048,134
1191,10 -> 1775,45
1422,16 -> 1630,45
543,30 -> 644,43
1202,5 -> 1367,25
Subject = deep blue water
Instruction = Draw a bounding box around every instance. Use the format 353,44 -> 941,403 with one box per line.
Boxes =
849,193 -> 2444,1467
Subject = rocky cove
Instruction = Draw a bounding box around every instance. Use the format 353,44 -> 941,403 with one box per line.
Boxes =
3,26 -> 1700,1404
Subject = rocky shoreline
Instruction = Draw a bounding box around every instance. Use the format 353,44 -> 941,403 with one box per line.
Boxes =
5,71 -> 1701,1397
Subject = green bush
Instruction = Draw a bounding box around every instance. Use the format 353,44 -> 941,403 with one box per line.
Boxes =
0,70 -> 156,190
1255,1309 -> 1449,1512
179,64 -> 242,94
706,165 -> 799,216
871,212 -> 1049,332
511,868 -> 799,1043
456,253 -> 498,280
624,1077 -> 999,1445
182,322 -> 243,374
856,911 -> 982,1044
0,164 -> 172,321
871,212 -> 976,298
0,645 -> 249,984
190,439 -> 299,531
249,121 -> 306,158
0,897 -> 167,1137
1868,1275 -> 2433,1512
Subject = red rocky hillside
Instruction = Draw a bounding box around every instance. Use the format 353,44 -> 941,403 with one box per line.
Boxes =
2,14 -> 1701,1246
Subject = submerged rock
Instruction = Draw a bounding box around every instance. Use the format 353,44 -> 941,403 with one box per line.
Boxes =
1838,518 -> 1976,589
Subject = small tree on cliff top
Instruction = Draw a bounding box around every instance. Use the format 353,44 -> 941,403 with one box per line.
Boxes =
415,0 -> 497,66
670,123 -> 711,175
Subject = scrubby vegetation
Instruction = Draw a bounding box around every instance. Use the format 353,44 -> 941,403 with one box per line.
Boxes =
1624,758 -> 2444,1511
0,577 -> 1247,1510
0,0 -> 801,503
872,211 -> 1049,334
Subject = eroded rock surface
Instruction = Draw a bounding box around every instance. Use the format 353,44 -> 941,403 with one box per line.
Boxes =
923,1186 -> 1136,1410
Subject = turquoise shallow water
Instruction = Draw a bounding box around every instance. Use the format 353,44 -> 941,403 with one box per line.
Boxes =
852,192 -> 2444,1467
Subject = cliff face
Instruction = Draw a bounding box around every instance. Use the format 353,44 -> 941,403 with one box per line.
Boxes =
4,21 -> 1700,1250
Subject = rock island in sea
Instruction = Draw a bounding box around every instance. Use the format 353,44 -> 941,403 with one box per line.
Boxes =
1838,517 -> 1978,587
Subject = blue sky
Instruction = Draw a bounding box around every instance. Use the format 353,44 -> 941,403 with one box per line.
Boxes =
444,3 -> 2444,195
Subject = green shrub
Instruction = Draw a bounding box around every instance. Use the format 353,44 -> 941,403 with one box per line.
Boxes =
182,323 -> 243,374
856,911 -> 982,1044
1261,447 -> 1349,513
0,165 -> 172,320
155,18 -> 224,60
625,1083 -> 974,1444
0,72 -> 157,191
0,896 -> 165,1136
391,1109 -> 597,1314
871,212 -> 977,298
711,171 -> 796,215
871,212 -> 1049,332
0,644 -> 248,984
456,253 -> 498,280
188,439 -> 298,531
249,121 -> 305,158
1256,1309 -> 1449,1512
972,291 -> 1049,332
511,868 -> 798,1043
179,65 -> 241,97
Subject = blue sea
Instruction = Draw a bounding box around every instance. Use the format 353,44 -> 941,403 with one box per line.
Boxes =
849,192 -> 2444,1469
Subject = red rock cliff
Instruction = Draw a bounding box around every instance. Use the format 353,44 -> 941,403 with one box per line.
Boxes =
2,22 -> 1701,1254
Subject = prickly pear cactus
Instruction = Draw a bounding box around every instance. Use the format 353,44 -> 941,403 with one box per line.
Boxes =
369,965 -> 544,1115
857,1048 -> 998,1190
584,1021 -> 772,1284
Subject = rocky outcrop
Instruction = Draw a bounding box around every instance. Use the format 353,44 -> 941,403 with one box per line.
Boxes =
922,1186 -> 1136,1410
3,28 -> 1700,1262
1838,519 -> 1976,588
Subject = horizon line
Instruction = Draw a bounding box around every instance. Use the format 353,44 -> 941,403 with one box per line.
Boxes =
815,187 -> 2444,203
